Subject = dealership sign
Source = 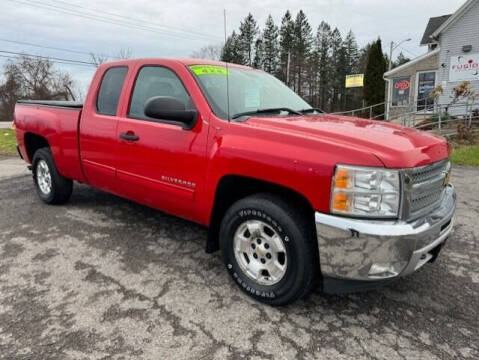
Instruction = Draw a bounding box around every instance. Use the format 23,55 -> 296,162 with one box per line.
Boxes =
345,74 -> 364,88
450,54 -> 479,81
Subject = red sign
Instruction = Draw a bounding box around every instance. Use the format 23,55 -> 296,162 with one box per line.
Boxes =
395,80 -> 410,90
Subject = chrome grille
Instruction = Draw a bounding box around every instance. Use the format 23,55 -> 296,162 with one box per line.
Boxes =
405,160 -> 450,218
411,160 -> 450,184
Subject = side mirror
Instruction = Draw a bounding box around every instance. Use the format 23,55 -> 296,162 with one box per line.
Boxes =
144,96 -> 197,130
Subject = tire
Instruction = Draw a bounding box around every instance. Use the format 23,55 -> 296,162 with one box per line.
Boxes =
220,193 -> 318,306
32,147 -> 73,204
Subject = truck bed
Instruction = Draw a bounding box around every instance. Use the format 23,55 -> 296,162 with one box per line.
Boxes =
14,100 -> 85,183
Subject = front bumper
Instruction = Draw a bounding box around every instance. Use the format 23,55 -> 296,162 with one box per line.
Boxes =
315,184 -> 456,292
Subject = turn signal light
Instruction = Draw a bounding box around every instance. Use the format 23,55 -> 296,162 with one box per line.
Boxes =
334,169 -> 350,189
332,193 -> 349,211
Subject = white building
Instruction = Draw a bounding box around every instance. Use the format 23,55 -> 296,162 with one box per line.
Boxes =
434,0 -> 479,112
385,0 -> 479,121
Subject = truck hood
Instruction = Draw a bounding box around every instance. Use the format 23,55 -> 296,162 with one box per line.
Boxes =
245,114 -> 449,168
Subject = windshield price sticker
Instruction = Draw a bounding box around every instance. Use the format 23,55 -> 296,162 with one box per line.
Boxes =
190,65 -> 230,75
244,85 -> 261,108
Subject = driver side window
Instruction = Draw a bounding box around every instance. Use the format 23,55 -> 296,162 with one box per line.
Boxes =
129,66 -> 194,120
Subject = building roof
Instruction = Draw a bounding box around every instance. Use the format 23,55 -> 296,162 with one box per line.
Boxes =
384,48 -> 439,78
431,0 -> 479,38
420,15 -> 451,45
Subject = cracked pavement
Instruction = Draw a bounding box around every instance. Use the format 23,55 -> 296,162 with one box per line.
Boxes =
0,157 -> 478,359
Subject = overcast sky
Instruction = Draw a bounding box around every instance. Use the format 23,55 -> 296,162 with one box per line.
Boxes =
0,0 -> 466,97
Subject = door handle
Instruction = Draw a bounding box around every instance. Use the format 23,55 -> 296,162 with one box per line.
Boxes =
119,132 -> 139,141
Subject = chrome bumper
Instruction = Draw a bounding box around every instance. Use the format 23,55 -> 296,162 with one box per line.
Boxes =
315,185 -> 456,282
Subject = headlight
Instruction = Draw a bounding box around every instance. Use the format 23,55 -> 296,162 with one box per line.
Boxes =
331,165 -> 400,217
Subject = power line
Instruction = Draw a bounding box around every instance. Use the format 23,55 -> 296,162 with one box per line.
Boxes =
51,0 -> 222,41
5,0 -> 222,42
398,45 -> 418,59
0,54 -> 93,68
0,50 -> 96,67
0,38 -> 110,58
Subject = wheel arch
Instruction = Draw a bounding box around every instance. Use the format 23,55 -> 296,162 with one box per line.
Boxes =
24,132 -> 50,162
206,175 -> 316,253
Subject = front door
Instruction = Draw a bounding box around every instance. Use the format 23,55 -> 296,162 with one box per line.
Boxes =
115,65 -> 208,221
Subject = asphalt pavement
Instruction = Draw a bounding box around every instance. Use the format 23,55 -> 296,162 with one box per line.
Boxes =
0,156 -> 478,359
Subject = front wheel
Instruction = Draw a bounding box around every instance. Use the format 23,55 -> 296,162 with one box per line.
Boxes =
32,147 -> 73,204
220,194 -> 318,305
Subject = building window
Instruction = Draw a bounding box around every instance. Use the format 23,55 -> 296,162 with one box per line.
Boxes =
416,71 -> 436,112
391,77 -> 410,107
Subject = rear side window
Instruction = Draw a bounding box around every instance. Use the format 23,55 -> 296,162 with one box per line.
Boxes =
129,66 -> 194,119
96,66 -> 128,116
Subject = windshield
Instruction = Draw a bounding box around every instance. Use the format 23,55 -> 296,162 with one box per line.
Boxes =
189,65 -> 312,120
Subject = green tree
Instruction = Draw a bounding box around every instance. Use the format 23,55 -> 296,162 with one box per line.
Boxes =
262,15 -> 279,74
330,28 -> 344,111
342,30 -> 361,110
239,13 -> 259,66
279,10 -> 294,85
363,38 -> 387,118
292,10 -> 313,96
221,31 -> 245,64
314,21 -> 332,109
253,38 -> 264,69
393,51 -> 410,68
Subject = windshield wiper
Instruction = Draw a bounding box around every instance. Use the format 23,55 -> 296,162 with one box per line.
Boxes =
231,107 -> 302,120
298,108 -> 325,114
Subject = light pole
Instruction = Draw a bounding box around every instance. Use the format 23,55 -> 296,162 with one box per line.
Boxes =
388,38 -> 411,71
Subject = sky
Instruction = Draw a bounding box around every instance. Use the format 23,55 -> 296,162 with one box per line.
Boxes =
0,0 -> 466,97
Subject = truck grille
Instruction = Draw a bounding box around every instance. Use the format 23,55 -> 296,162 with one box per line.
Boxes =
407,160 -> 450,217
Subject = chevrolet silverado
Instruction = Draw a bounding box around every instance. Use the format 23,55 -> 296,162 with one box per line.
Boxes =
14,58 -> 456,305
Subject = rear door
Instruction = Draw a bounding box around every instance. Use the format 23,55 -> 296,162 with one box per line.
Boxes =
80,66 -> 129,193
115,64 -> 209,221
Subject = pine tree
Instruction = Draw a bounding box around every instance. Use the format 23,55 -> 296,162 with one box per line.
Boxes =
253,38 -> 264,69
262,15 -> 279,74
343,31 -> 360,74
315,21 -> 332,110
239,13 -> 259,67
330,28 -> 343,111
364,38 -> 387,118
342,30 -> 361,110
279,10 -> 294,84
221,31 -> 245,64
393,52 -> 410,68
292,10 -> 313,96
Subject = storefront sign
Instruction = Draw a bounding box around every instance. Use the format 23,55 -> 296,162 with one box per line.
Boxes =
345,74 -> 364,88
391,77 -> 410,106
450,54 -> 479,81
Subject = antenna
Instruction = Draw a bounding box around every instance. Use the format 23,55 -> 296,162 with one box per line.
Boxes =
223,9 -> 230,122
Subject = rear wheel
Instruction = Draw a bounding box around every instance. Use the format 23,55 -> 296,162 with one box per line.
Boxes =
32,147 -> 73,204
220,194 -> 317,305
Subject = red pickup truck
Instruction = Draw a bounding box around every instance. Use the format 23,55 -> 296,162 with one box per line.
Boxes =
14,58 -> 456,305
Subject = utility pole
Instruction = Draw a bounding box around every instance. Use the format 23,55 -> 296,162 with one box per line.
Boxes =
388,41 -> 394,72
387,38 -> 411,121
388,38 -> 411,71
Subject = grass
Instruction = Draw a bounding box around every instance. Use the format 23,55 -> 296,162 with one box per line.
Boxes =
0,128 -> 17,156
451,145 -> 479,167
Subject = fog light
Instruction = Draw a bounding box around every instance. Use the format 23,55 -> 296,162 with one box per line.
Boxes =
368,263 -> 399,279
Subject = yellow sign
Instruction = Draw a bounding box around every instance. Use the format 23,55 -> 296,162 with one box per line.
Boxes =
190,65 -> 230,76
345,74 -> 364,88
